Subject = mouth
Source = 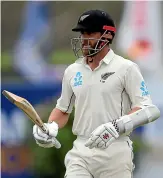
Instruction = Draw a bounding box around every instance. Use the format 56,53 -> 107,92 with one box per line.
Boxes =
82,45 -> 91,49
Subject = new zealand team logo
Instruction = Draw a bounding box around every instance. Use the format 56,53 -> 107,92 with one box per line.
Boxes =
140,81 -> 149,96
100,72 -> 115,83
74,72 -> 82,87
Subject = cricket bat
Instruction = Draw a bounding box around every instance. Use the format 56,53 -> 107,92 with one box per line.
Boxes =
2,90 -> 61,148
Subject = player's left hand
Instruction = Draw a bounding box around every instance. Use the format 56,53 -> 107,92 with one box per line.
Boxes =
85,122 -> 119,149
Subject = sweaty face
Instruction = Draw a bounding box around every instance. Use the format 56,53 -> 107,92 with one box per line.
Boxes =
80,32 -> 102,56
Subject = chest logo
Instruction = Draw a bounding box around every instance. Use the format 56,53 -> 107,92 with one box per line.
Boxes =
100,72 -> 115,83
74,72 -> 83,87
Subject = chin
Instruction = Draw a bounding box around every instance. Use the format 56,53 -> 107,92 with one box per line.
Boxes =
82,50 -> 89,56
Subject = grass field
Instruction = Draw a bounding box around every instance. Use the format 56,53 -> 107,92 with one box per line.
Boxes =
1,49 -> 76,72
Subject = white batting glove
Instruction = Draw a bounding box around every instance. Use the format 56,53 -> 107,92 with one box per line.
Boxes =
85,122 -> 119,149
33,121 -> 61,149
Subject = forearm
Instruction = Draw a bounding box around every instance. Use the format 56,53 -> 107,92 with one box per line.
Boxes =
128,107 -> 141,114
115,105 -> 160,134
48,108 -> 69,128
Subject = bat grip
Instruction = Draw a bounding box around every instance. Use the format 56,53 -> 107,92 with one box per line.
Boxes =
40,124 -> 49,135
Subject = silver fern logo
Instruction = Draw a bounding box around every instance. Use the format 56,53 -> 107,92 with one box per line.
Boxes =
100,72 -> 115,83
80,14 -> 90,21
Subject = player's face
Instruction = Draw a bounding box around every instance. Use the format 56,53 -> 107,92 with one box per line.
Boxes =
80,32 -> 102,56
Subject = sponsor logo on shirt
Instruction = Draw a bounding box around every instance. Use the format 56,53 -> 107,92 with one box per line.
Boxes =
74,72 -> 82,87
100,72 -> 115,83
140,81 -> 149,96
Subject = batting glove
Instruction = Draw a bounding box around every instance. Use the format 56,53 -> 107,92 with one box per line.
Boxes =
33,121 -> 61,149
85,121 -> 119,149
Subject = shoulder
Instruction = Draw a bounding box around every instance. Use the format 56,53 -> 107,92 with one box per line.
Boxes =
64,60 -> 84,79
114,53 -> 134,66
65,62 -> 82,73
113,52 -> 140,72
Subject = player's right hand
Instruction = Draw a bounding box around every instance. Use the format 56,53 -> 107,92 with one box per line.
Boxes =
33,121 -> 61,149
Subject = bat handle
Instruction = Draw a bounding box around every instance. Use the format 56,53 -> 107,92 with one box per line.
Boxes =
40,124 -> 49,134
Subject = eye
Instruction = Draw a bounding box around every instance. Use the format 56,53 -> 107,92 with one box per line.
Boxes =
80,31 -> 84,35
80,31 -> 93,35
87,32 -> 92,35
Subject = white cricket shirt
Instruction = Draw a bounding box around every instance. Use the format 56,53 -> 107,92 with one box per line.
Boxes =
56,49 -> 152,137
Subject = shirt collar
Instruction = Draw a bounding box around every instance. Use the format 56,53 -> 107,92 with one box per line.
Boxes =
75,49 -> 115,65
102,49 -> 115,65
75,57 -> 85,64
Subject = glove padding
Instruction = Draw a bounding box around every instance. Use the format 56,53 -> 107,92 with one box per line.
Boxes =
33,122 -> 61,149
85,122 -> 119,149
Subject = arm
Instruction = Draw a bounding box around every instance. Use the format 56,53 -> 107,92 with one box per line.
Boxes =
49,67 -> 75,128
128,107 -> 141,114
85,64 -> 160,149
116,105 -> 160,135
115,64 -> 160,134
48,108 -> 70,129
33,68 -> 75,148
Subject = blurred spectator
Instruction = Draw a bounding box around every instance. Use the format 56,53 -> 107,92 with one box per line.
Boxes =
13,1 -> 65,84
116,1 -> 163,77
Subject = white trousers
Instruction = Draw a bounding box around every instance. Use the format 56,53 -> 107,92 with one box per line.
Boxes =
64,136 -> 134,178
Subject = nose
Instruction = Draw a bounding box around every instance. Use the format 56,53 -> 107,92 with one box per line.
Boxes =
81,37 -> 89,46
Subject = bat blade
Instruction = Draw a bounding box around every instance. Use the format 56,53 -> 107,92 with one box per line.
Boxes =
2,90 -> 48,134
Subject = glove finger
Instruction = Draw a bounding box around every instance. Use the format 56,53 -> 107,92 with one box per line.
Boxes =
34,132 -> 50,143
95,137 -> 102,144
95,137 -> 102,145
89,139 -> 98,149
96,140 -> 104,148
101,143 -> 107,149
33,125 -> 49,138
85,138 -> 94,147
92,125 -> 105,136
37,127 -> 49,138
51,137 -> 61,149
85,134 -> 99,147
36,140 -> 54,148
90,134 -> 99,141
88,135 -> 100,149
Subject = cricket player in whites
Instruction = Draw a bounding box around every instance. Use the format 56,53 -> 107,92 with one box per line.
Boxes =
33,10 -> 160,178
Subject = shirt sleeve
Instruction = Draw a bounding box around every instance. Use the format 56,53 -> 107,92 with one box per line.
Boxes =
124,63 -> 152,109
56,69 -> 75,113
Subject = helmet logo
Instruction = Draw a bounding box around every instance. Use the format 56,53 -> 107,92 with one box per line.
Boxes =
80,14 -> 90,21
101,11 -> 106,16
